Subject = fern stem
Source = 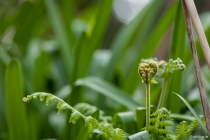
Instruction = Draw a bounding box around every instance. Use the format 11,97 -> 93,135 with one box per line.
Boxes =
157,76 -> 169,109
146,83 -> 150,132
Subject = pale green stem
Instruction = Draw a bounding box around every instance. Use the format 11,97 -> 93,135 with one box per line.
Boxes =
146,83 -> 150,132
157,76 -> 169,109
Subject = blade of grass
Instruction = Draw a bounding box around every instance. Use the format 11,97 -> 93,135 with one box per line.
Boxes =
88,0 -> 113,52
13,1 -> 45,50
174,93 -> 209,135
170,113 -> 194,121
45,0 -> 73,76
0,47 -> 11,65
135,107 -> 146,131
167,0 -> 186,113
5,58 -> 30,140
114,111 -> 137,134
77,0 -> 113,79
105,0 -> 162,81
75,77 -> 142,110
0,61 -> 7,133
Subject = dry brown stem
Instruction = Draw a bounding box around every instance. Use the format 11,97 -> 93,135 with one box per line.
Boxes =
181,0 -> 210,133
184,0 -> 210,70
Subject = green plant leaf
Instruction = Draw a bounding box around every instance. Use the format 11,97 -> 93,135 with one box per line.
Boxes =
5,58 -> 30,140
114,111 -> 137,134
135,107 -> 146,131
174,93 -> 209,135
45,0 -> 73,76
167,0 -> 186,113
128,131 -> 150,140
170,113 -> 194,121
75,77 -> 142,110
0,48 -> 11,65
104,0 -> 161,80
0,61 -> 7,133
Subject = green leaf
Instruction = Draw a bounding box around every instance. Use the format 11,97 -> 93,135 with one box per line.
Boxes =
173,93 -> 209,135
75,77 -> 142,110
88,0 -> 113,52
114,111 -> 137,134
0,61 -> 7,133
128,131 -> 150,140
167,0 -> 186,113
0,48 -> 11,65
5,58 -> 30,140
150,78 -> 158,84
135,107 -> 146,131
33,50 -> 52,91
45,0 -> 73,76
170,113 -> 194,121
105,0 -> 163,81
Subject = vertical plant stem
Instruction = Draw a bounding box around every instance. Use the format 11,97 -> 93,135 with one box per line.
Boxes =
183,0 -> 210,69
145,83 -> 150,131
181,0 -> 210,133
157,76 -> 169,109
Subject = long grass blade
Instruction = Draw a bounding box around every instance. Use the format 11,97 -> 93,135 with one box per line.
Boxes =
45,0 -> 73,76
75,77 -> 142,110
174,93 -> 209,135
167,1 -> 186,113
5,58 -> 30,140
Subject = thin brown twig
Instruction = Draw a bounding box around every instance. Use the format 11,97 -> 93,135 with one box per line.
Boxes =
181,0 -> 210,133
184,0 -> 210,70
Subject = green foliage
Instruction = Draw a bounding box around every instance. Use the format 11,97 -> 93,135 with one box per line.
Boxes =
5,59 -> 31,140
23,92 -> 126,140
149,108 -> 206,140
149,108 -> 174,140
157,58 -> 186,78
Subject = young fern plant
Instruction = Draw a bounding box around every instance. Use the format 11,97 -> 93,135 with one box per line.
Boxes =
149,108 -> 206,140
23,92 -> 125,140
141,58 -> 186,109
156,58 -> 186,109
138,61 -> 158,131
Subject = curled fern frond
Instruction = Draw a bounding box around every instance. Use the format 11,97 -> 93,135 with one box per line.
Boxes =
23,92 -> 126,140
138,61 -> 158,84
141,58 -> 186,78
157,58 -> 186,78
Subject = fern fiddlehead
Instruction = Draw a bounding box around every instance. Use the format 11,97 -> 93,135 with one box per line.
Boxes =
156,58 -> 186,109
23,92 -> 125,140
138,61 -> 158,132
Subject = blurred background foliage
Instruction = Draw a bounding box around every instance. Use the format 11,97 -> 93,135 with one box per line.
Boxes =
0,0 -> 210,139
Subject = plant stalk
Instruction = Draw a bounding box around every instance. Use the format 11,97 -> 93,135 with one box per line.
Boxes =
145,83 -> 150,131
157,76 -> 169,109
181,0 -> 210,133
183,0 -> 210,70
